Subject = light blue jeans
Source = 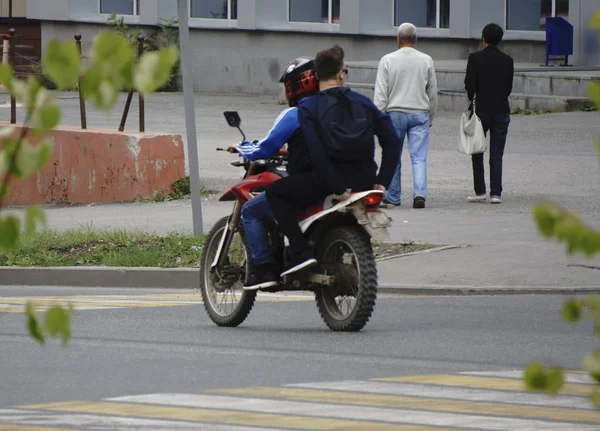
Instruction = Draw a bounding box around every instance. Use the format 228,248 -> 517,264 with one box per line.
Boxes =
385,112 -> 430,204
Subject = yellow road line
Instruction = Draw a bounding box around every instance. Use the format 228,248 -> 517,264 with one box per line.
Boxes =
375,375 -> 592,397
18,401 -> 466,431
209,386 -> 600,423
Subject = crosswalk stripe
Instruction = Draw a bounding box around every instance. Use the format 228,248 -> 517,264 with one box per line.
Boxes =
375,374 -> 593,397
0,425 -> 68,431
104,393 -> 597,431
209,385 -> 600,423
460,370 -> 595,385
17,401 -> 464,431
0,408 -> 289,431
288,380 -> 592,410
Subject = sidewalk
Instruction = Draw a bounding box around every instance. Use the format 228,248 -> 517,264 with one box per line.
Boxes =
3,92 -> 600,290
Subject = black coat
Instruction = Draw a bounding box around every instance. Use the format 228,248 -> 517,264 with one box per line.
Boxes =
465,45 -> 514,114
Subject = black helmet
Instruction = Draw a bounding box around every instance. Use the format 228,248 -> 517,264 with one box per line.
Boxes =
279,57 -> 319,107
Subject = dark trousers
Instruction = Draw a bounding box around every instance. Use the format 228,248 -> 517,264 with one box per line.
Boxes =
471,112 -> 510,197
265,171 -> 330,255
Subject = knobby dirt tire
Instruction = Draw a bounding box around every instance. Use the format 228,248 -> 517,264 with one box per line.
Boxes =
315,226 -> 377,332
199,216 -> 256,327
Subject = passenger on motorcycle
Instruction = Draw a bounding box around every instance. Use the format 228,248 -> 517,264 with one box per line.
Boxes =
227,57 -> 319,290
264,45 -> 402,276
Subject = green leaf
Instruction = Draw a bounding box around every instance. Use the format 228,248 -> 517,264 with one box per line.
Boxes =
36,103 -> 61,131
533,203 -> 557,238
25,206 -> 46,235
42,40 -> 81,90
0,216 -> 20,252
583,350 -> 600,385
562,298 -> 584,323
591,391 -> 600,409
134,46 -> 179,94
590,82 -> 600,110
0,63 -> 14,90
26,302 -> 45,344
590,11 -> 600,29
523,363 -> 565,396
35,139 -> 54,171
524,362 -> 548,391
44,306 -> 71,345
545,367 -> 565,396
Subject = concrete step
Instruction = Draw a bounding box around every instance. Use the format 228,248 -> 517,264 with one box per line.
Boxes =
345,82 -> 592,113
347,63 -> 598,99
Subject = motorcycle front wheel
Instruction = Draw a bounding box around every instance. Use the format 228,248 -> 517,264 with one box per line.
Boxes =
199,216 -> 256,327
315,226 -> 377,332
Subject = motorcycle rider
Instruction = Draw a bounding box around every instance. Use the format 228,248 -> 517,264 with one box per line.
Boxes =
265,45 -> 401,276
227,57 -> 319,290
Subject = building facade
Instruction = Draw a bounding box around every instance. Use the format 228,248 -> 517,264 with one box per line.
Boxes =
15,0 -> 600,94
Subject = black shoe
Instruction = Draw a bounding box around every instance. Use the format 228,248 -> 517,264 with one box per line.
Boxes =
413,196 -> 425,209
281,249 -> 317,277
243,264 -> 279,291
382,197 -> 401,208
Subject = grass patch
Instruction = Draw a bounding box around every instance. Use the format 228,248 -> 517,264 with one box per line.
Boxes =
372,240 -> 440,260
139,177 -> 212,203
0,229 -> 439,268
511,107 -> 551,115
0,229 -> 204,268
581,103 -> 598,112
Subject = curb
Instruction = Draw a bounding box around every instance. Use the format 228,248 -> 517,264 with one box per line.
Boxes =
1,267 -> 599,296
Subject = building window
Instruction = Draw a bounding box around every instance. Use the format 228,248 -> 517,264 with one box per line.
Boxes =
191,0 -> 237,19
99,0 -> 139,15
507,0 -> 569,31
289,0 -> 341,24
394,0 -> 449,28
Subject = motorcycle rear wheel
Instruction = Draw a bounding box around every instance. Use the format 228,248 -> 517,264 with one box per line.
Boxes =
315,226 -> 377,332
199,216 -> 256,327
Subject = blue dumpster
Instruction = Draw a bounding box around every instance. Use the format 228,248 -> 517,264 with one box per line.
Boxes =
545,17 -> 573,66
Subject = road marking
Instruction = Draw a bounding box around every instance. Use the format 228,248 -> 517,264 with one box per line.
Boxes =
209,385 -> 600,423
8,370 -> 599,430
289,380 -> 592,409
460,370 -> 595,385
0,293 -> 312,313
376,374 -> 593,397
103,393 -> 598,431
0,409 -> 286,431
17,402 -> 462,431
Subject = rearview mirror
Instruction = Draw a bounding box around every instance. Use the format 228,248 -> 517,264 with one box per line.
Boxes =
224,111 -> 241,128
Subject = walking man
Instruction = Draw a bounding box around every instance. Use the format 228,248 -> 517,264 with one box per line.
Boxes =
374,22 -> 438,209
465,23 -> 514,204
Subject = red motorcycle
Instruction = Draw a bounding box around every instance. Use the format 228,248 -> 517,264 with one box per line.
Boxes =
199,112 -> 392,331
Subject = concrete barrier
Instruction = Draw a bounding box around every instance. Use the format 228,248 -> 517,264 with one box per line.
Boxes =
1,123 -> 185,205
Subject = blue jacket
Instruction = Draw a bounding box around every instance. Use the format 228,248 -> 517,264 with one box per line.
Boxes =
298,87 -> 401,195
235,107 -> 311,175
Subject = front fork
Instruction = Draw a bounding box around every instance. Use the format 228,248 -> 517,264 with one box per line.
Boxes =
210,164 -> 257,270
210,200 -> 243,270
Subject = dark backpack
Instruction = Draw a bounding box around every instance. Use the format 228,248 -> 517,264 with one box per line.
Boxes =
316,88 -> 374,162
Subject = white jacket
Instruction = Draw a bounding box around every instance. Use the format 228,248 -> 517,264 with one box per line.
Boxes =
374,47 -> 438,124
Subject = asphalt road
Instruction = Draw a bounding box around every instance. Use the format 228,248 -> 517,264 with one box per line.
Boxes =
0,286 -> 596,430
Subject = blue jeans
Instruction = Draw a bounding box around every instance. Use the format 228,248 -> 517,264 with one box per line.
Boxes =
471,113 -> 510,197
385,112 -> 430,204
241,192 -> 274,266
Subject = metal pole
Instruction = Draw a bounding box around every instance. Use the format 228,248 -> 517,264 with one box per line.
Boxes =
137,36 -> 145,133
8,0 -> 12,30
8,28 -> 15,124
75,35 -> 87,129
119,91 -> 134,132
177,0 -> 203,237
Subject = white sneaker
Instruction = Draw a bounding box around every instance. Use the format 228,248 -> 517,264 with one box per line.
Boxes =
467,194 -> 487,203
490,196 -> 502,204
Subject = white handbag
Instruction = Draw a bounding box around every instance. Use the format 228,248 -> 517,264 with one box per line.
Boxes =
458,101 -> 487,155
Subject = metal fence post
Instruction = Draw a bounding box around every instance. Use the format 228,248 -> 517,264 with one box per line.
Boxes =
137,36 -> 145,133
74,34 -> 87,129
8,28 -> 15,124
